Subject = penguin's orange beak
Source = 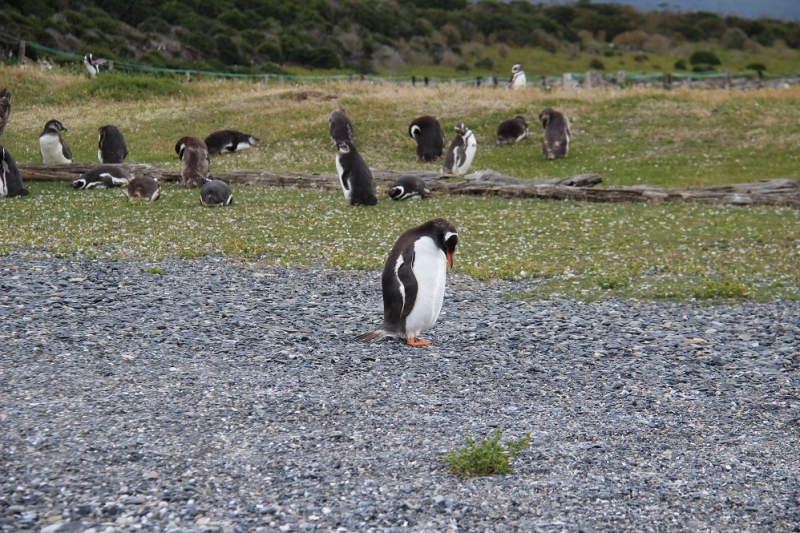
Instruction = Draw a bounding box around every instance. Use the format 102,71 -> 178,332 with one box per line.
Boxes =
446,251 -> 453,268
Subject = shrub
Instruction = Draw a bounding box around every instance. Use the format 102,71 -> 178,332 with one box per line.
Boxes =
589,58 -> 605,70
745,62 -> 766,71
603,48 -> 616,57
689,50 -> 720,66
441,429 -> 530,479
633,53 -> 648,62
674,59 -> 687,70
475,56 -> 494,70
257,42 -> 284,63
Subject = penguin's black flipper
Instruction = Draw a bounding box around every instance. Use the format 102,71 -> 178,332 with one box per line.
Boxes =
397,252 -> 418,320
60,136 -> 73,161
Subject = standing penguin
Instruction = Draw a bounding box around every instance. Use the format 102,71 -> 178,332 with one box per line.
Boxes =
408,116 -> 445,163
204,130 -> 259,155
126,176 -> 161,201
0,88 -> 10,141
83,53 -> 108,78
442,123 -> 477,176
329,107 -> 355,145
335,140 -> 377,206
97,125 -> 128,164
39,120 -> 73,165
175,136 -> 210,188
496,116 -> 529,144
387,175 -> 429,201
355,218 -> 458,347
200,179 -> 233,206
71,165 -> 131,189
0,145 -> 29,197
506,64 -> 526,90
538,107 -> 571,160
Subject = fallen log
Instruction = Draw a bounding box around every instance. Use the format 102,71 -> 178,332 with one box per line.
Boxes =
17,163 -> 800,207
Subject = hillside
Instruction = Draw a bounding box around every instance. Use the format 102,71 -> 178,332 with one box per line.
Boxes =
2,0 -> 800,75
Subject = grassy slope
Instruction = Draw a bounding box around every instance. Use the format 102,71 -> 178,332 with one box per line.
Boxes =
1,65 -> 798,302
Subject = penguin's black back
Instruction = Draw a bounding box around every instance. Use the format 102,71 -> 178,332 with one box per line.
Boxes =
0,145 -> 29,197
442,134 -> 465,174
72,164 -> 131,189
388,175 -> 428,200
408,116 -> 445,162
98,125 -> 128,164
496,116 -> 528,143
204,130 -> 258,155
337,141 -> 377,206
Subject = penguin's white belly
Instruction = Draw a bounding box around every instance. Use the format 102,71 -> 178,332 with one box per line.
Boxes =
40,135 -> 69,164
235,141 -> 252,151
335,156 -> 352,202
405,236 -> 447,338
512,73 -> 526,89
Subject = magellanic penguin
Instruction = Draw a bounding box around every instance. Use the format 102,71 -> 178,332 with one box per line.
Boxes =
39,120 -> 73,165
71,165 -> 131,190
83,53 -> 108,78
538,107 -> 571,160
506,64 -> 526,90
204,130 -> 259,155
200,179 -> 233,207
355,218 -> 458,347
387,175 -> 429,201
97,125 -> 128,164
126,176 -> 160,201
328,106 -> 355,145
408,116 -> 445,163
442,123 -> 477,176
496,116 -> 528,144
0,145 -> 29,197
335,140 -> 377,206
0,88 -> 10,141
175,136 -> 210,188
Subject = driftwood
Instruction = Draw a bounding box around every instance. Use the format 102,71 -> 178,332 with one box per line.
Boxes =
17,163 -> 800,207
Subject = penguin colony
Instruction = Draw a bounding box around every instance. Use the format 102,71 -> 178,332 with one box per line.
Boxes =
4,62 -> 573,345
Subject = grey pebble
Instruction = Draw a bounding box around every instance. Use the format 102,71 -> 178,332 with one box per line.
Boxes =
1,254 -> 799,531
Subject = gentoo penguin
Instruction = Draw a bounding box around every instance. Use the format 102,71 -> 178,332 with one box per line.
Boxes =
496,116 -> 529,144
538,107 -> 571,160
506,64 -> 526,90
83,53 -> 107,78
408,116 -> 445,163
175,136 -> 210,188
97,125 -> 128,164
0,145 -> 29,197
39,120 -> 73,165
355,218 -> 458,346
200,179 -> 233,206
126,176 -> 160,201
204,130 -> 259,155
328,106 -> 355,145
335,140 -> 377,206
0,88 -> 10,141
442,123 -> 477,176
71,165 -> 131,190
387,175 -> 429,201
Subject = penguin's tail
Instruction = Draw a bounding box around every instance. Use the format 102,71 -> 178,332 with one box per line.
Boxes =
353,329 -> 387,343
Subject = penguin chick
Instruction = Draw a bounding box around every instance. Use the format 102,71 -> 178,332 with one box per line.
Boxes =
387,175 -> 429,201
204,130 -> 259,155
126,176 -> 160,201
335,140 -> 377,206
71,165 -> 131,190
0,144 -> 29,197
97,125 -> 128,164
355,218 -> 458,346
200,179 -> 233,206
496,116 -> 528,144
175,136 -> 210,188
408,116 -> 445,163
328,107 -> 355,145
39,120 -> 73,165
442,123 -> 476,176
538,107 -> 571,160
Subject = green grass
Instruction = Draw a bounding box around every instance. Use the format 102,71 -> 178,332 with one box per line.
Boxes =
1,66 -> 799,302
441,429 -> 531,479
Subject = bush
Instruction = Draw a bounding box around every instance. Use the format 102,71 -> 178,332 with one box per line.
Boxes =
674,59 -> 687,70
689,50 -> 720,66
745,62 -> 766,71
475,56 -> 494,70
633,53 -> 648,62
257,42 -> 284,63
603,48 -> 616,57
441,429 -> 530,479
589,58 -> 605,70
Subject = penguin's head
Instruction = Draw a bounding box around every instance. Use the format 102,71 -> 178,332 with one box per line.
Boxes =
44,119 -> 67,133
538,108 -> 554,128
175,137 -> 188,159
514,116 -> 527,126
84,53 -> 93,63
70,178 -> 86,189
512,64 -> 523,74
409,124 -> 421,139
427,218 -> 458,268
454,123 -> 467,136
388,185 -> 404,200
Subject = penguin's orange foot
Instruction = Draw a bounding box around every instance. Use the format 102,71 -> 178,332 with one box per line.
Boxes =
407,337 -> 431,347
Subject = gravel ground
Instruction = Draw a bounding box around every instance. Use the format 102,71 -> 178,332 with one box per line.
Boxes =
1,253 -> 799,533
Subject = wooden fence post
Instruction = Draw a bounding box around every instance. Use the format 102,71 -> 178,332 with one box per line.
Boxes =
616,70 -> 626,86
562,72 -> 573,89
18,40 -> 26,65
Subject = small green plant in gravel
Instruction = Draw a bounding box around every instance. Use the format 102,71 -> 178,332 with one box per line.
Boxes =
143,267 -> 163,275
441,429 -> 531,479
